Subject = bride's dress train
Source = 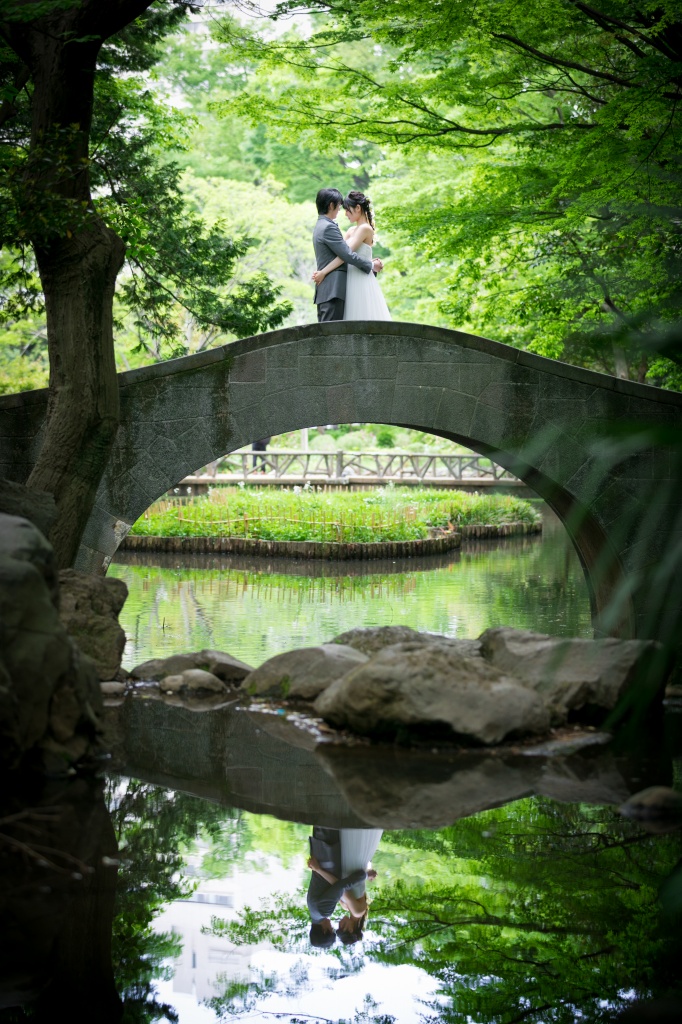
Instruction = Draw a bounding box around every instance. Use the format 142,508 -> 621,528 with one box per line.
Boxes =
345,241 -> 391,321
339,828 -> 383,899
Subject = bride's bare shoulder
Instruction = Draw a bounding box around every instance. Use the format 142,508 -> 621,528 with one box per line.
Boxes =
344,224 -> 358,240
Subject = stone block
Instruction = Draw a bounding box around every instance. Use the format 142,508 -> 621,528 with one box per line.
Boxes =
396,361 -> 459,389
298,354 -> 358,387
458,363 -> 492,396
59,569 -> 128,681
353,378 -> 396,423
326,384 -> 358,424
231,349 -> 267,383
391,385 -> 442,428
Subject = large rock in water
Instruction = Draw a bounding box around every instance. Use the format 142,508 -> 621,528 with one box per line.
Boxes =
479,627 -> 661,724
161,668 -> 227,694
130,649 -> 253,683
331,625 -> 482,659
314,641 -> 550,744
0,514 -> 102,770
59,569 -> 128,681
316,740 -> 632,828
242,644 -> 368,701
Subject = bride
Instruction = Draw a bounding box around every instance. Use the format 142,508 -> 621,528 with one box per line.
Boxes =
336,827 -> 383,946
312,191 -> 391,321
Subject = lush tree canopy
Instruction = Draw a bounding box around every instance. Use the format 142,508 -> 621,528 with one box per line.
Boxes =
0,1 -> 292,367
213,0 -> 682,387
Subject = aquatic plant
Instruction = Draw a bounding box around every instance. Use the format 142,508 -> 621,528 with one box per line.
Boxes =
130,487 -> 541,544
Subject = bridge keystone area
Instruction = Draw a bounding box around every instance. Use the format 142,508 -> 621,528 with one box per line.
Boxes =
1,320 -> 680,641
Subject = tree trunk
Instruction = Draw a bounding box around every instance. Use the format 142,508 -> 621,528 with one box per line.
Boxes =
28,223 -> 125,567
612,343 -> 629,379
3,15 -> 129,567
637,351 -> 648,384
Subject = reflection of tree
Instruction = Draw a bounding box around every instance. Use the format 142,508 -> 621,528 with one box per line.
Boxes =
106,778 -> 229,1023
207,797 -> 682,1024
103,780 -> 312,1023
201,813 -> 309,877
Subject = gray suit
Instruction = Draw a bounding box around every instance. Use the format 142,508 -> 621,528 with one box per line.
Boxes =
313,215 -> 373,322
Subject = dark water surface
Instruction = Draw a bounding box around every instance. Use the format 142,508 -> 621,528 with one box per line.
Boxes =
109,510 -> 592,669
2,697 -> 681,1024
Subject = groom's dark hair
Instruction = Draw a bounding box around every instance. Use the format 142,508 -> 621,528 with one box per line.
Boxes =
309,923 -> 336,948
316,188 -> 343,215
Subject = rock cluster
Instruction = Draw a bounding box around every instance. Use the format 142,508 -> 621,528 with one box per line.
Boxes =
315,640 -> 550,744
239,624 -> 662,746
242,644 -> 368,701
127,649 -> 253,698
0,513 -> 102,769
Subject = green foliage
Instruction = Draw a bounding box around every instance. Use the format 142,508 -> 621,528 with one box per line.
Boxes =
213,0 -> 682,385
206,796 -> 682,1023
129,487 -> 541,543
106,776 -> 227,1023
375,426 -> 395,448
155,17 -> 378,200
0,1 -> 292,374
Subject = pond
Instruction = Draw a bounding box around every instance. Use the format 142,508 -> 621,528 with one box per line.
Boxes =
2,694 -> 681,1024
109,508 -> 592,670
3,508 -> 680,1023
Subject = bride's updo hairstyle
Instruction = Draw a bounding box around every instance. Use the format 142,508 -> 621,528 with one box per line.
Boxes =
344,190 -> 374,229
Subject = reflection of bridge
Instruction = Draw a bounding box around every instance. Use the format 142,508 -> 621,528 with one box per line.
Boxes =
1,320 -> 681,639
180,449 -> 525,493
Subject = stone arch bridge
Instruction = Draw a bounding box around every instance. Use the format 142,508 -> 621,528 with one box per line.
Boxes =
1,321 -> 680,641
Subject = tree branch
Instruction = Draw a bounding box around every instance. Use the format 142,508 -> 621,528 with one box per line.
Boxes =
491,32 -> 634,87
568,2 -> 681,62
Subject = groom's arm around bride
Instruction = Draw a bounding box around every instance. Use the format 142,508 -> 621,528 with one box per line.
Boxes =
313,187 -> 381,322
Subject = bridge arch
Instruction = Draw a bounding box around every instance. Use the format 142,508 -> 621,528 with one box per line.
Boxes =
2,321 -> 680,640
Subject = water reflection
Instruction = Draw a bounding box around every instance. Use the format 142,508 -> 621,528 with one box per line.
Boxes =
2,742 -> 681,1023
307,828 -> 382,948
109,514 -> 592,670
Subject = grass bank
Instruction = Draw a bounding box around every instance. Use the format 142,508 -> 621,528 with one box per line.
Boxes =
130,488 -> 542,544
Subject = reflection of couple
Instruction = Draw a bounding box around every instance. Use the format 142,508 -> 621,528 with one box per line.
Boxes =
312,188 -> 391,323
307,827 -> 383,948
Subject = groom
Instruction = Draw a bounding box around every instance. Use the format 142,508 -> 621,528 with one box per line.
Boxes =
307,826 -> 367,948
313,187 -> 383,322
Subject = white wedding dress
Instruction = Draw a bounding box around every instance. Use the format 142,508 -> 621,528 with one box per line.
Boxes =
345,242 -> 392,321
339,828 -> 383,899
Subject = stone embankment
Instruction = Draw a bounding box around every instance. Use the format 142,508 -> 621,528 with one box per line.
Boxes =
119,533 -> 462,559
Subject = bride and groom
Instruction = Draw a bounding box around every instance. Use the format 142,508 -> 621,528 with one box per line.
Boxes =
307,826 -> 383,948
312,187 -> 391,323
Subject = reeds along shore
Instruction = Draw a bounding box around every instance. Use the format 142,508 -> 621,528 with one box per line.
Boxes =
129,487 -> 542,547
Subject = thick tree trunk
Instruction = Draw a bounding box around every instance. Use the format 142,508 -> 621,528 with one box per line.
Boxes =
3,17 -> 129,567
2,1 -> 157,566
28,223 -> 125,566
